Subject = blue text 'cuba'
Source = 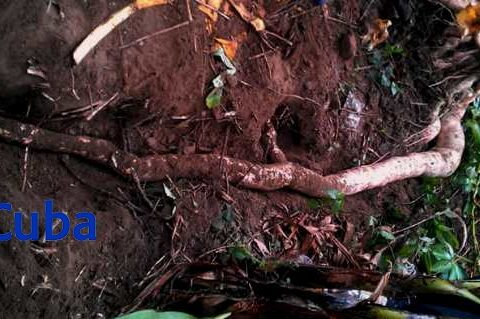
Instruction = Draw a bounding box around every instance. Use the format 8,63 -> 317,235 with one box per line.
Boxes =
0,200 -> 96,241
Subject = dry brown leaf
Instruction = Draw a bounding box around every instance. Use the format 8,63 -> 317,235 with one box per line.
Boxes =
198,0 -> 224,33
213,32 -> 246,60
228,0 -> 265,31
214,38 -> 239,60
135,0 -> 168,9
457,4 -> 480,36
361,18 -> 392,50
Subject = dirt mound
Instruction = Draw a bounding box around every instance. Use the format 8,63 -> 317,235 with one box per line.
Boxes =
0,0 -> 444,317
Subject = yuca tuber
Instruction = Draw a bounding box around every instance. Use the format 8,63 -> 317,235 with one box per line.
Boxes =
0,89 -> 477,197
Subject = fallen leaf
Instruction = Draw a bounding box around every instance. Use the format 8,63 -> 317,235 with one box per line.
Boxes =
198,0 -> 224,21
214,38 -> 239,60
135,0 -> 168,9
228,0 -> 265,31
361,19 -> 392,50
198,0 -> 224,32
213,32 -> 246,60
456,4 -> 480,36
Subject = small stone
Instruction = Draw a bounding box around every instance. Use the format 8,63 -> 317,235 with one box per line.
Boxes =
339,32 -> 357,60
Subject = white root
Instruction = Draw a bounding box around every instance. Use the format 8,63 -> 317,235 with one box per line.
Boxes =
437,0 -> 471,10
73,0 -> 168,64
74,5 -> 136,64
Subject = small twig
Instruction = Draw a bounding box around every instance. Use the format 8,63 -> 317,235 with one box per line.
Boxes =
120,21 -> 190,49
21,146 -> 30,192
264,30 -> 293,46
393,211 -> 445,235
132,169 -> 155,210
86,92 -> 119,121
185,0 -> 193,21
267,87 -> 323,107
70,69 -> 80,101
360,0 -> 376,20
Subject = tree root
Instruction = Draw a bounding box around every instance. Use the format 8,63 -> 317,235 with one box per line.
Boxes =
0,90 -> 478,197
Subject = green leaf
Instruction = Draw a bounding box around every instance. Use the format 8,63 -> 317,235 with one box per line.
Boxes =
368,216 -> 378,227
383,44 -> 405,57
325,189 -> 345,214
431,260 -> 453,274
117,310 -> 231,319
378,230 -> 395,242
466,119 -> 480,147
448,263 -> 467,281
307,198 -> 321,210
398,241 -> 417,258
380,72 -> 391,88
434,223 -> 459,250
206,87 -> 223,109
117,311 -> 197,319
407,278 -> 480,305
229,246 -> 257,263
390,81 -> 400,96
421,252 -> 435,273
432,243 -> 453,261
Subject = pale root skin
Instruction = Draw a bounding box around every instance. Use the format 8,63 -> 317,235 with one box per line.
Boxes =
438,0 -> 471,10
73,0 -> 168,64
0,90 -> 477,197
74,5 -> 136,64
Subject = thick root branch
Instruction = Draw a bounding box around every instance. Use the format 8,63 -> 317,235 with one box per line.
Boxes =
0,91 -> 477,197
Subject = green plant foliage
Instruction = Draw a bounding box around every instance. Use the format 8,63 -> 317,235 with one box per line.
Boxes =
452,97 -> 480,274
325,189 -> 345,214
117,310 -> 231,319
368,50 -> 401,97
383,44 -> 406,57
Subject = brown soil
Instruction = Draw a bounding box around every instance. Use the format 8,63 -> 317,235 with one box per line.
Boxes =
0,0 -> 447,317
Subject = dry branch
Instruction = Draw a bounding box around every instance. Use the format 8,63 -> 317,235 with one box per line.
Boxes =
0,90 -> 477,197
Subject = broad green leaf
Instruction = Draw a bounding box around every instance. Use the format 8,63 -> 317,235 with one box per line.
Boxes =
117,310 -> 231,319
448,263 -> 467,281
421,252 -> 434,273
378,230 -> 395,242
325,189 -> 345,214
408,278 -> 480,305
117,311 -> 197,319
229,246 -> 256,263
398,241 -> 417,258
432,243 -> 453,261
466,119 -> 480,147
431,260 -> 453,274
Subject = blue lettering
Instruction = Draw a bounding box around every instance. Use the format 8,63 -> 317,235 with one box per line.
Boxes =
44,200 -> 70,241
0,203 -> 12,241
14,211 -> 39,241
73,212 -> 96,241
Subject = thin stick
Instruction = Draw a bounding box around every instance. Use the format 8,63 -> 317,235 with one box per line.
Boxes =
360,0 -> 376,20
264,30 -> 293,46
120,21 -> 190,49
86,92 -> 119,121
185,0 -> 193,21
21,146 -> 30,192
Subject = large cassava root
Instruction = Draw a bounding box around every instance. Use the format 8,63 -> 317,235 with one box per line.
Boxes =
0,90 -> 478,197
